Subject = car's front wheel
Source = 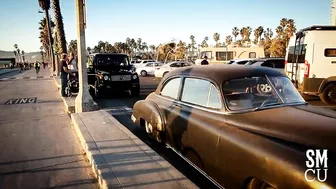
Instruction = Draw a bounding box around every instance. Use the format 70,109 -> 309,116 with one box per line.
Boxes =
320,83 -> 336,105
140,70 -> 147,76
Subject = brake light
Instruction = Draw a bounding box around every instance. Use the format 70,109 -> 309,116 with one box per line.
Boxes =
304,60 -> 310,78
155,68 -> 160,70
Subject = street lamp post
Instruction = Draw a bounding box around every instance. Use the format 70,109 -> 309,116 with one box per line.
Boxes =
75,0 -> 97,112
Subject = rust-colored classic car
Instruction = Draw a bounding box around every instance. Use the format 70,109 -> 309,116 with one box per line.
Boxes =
131,65 -> 336,189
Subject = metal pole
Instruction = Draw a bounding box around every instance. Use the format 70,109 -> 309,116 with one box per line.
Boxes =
45,10 -> 55,74
75,0 -> 96,112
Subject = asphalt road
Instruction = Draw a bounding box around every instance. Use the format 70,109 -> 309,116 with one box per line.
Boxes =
0,68 -> 98,189
96,76 -> 336,189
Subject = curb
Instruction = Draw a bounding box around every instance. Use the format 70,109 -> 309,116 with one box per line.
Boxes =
71,113 -> 110,189
70,111 -> 198,189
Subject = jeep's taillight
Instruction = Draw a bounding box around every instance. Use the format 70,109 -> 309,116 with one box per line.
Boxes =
304,60 -> 310,78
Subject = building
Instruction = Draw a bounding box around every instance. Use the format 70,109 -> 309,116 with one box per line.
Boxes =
331,0 -> 336,25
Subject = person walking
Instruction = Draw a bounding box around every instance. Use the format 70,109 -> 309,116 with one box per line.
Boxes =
201,56 -> 209,65
34,61 -> 41,74
60,53 -> 70,97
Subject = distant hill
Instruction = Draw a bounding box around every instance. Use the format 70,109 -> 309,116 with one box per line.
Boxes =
0,50 -> 43,62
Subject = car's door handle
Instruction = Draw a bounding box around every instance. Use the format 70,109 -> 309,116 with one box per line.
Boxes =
173,103 -> 182,108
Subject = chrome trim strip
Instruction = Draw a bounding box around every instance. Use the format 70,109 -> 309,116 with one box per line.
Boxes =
166,144 -> 225,189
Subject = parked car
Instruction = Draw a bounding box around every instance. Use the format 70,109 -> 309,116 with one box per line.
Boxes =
131,64 -> 336,189
245,57 -> 285,73
227,58 -> 257,65
131,59 -> 156,68
154,61 -> 194,78
136,62 -> 163,76
87,53 -> 140,98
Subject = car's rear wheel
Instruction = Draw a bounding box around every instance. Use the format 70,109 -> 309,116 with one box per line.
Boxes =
320,83 -> 336,105
140,70 -> 147,76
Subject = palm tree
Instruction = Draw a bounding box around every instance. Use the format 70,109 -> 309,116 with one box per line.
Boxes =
52,0 -> 67,54
190,35 -> 196,57
213,32 -> 220,47
256,26 -> 264,45
240,27 -> 245,41
245,27 -> 252,41
38,0 -> 55,70
68,40 -> 77,55
225,35 -> 233,45
275,26 -> 284,37
253,28 -> 259,44
280,18 -> 288,28
232,27 -> 239,41
285,19 -> 296,45
38,17 -> 55,59
136,38 -> 142,53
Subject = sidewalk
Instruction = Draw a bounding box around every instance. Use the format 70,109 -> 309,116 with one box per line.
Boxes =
0,68 -> 98,189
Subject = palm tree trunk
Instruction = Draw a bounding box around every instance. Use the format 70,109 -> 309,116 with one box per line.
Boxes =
45,9 -> 55,72
52,0 -> 67,54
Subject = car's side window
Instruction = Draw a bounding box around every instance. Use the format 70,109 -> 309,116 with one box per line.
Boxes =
146,63 -> 153,67
181,78 -> 222,109
161,78 -> 181,99
261,60 -> 274,68
170,63 -> 178,67
208,84 -> 222,109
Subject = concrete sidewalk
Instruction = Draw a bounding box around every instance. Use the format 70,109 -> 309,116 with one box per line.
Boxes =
53,75 -> 198,188
0,68 -> 98,189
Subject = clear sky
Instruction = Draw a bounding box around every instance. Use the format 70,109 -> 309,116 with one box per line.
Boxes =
0,0 -> 331,52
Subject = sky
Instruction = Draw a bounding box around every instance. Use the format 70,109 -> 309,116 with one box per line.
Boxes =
0,0 -> 332,52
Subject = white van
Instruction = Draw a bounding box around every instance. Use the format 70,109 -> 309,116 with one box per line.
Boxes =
195,46 -> 264,65
285,25 -> 336,105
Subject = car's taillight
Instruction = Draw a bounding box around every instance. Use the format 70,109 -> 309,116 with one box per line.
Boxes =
155,68 -> 160,70
304,60 -> 310,78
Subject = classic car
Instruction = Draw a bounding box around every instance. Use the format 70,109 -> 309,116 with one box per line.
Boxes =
131,64 -> 336,189
87,53 -> 140,97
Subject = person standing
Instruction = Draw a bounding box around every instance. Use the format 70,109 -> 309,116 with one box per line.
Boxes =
201,56 -> 209,65
68,52 -> 78,72
60,53 -> 69,97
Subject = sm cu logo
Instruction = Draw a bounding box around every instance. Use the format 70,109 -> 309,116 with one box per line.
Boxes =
305,149 -> 328,182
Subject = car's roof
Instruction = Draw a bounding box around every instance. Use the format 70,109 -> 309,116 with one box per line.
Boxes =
254,57 -> 285,61
90,53 -> 128,56
165,64 -> 285,83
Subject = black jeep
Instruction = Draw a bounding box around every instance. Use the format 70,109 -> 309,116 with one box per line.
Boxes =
87,53 -> 140,98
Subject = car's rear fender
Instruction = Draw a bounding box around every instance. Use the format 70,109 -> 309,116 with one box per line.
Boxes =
133,100 -> 165,132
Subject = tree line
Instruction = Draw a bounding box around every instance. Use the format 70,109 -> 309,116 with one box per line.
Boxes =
35,1 -> 296,63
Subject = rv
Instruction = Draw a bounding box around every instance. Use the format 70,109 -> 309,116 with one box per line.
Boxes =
285,25 -> 336,105
195,45 -> 265,65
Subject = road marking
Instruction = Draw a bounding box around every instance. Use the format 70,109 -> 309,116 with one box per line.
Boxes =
0,76 -> 54,81
4,97 -> 37,105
